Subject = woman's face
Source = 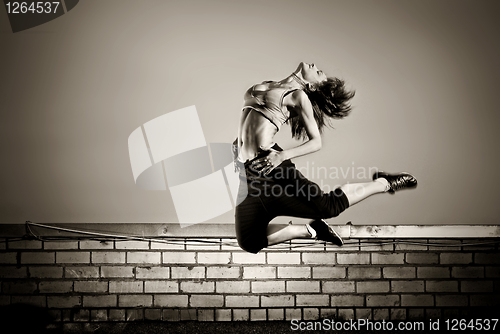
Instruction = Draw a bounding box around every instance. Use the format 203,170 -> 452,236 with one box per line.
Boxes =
297,62 -> 327,84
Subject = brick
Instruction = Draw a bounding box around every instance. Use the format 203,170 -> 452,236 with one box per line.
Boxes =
373,308 -> 389,321
65,266 -> 99,278
394,240 -> 427,251
126,309 -> 143,321
91,252 -> 125,263
8,240 -> 42,249
74,281 -> 108,293
181,281 -> 214,293
198,309 -> 214,322
252,281 -> 285,293
435,295 -> 468,307
233,309 -> 249,321
296,295 -> 329,307
405,253 -> 438,264
268,308 -> 284,320
29,266 -> 63,278
390,308 -> 406,320
220,238 -> 241,251
127,252 -> 161,264
171,267 -> 205,279
250,309 -> 267,321
3,281 -> 37,294
408,308 -> 424,320
357,281 -> 390,293
461,280 -> 494,292
366,295 -> 400,307
73,309 -> 90,322
243,267 -> 276,279
356,308 -> 372,320
144,309 -> 161,321
426,280 -> 458,292
47,296 -> 81,308
323,281 -> 355,293
348,267 -> 381,279
287,281 -> 320,293
115,241 -> 149,249
278,267 -> 310,278
475,253 -> 500,264
43,241 -> 79,250
313,267 -> 346,279
383,267 -> 415,278
0,266 -> 27,278
21,252 -> 55,264
79,240 -> 113,249
12,296 -> 46,308
162,252 -> 196,264
136,267 -> 169,279
428,239 -> 461,251
401,294 -> 434,307
327,242 -> 359,252
320,308 -> 337,319
338,308 -> 354,320
0,239 -> 5,250
331,295 -> 364,307
91,309 -> 108,322
191,295 -> 224,307
163,309 -> 180,321
39,281 -> 73,293
215,309 -> 232,321
391,280 -> 424,293
216,281 -> 250,293
232,252 -> 265,264
109,281 -> 143,293
101,266 -> 134,278
155,295 -> 188,307
119,294 -> 152,307
337,253 -> 370,265
185,241 -> 220,251
144,281 -> 178,293
267,252 -> 300,264
0,252 -> 17,264
451,266 -> 484,278
56,252 -> 90,264
303,308 -> 320,320
302,252 -> 336,264
151,242 -> 184,250
261,295 -> 294,307
470,294 -> 500,307
197,252 -> 231,264
285,308 -> 302,321
371,253 -> 404,264
83,295 -> 117,307
0,296 -> 10,306
417,267 -> 450,278
486,266 -> 500,278
426,308 -> 441,319
109,309 -> 126,321
440,253 -> 473,264
359,239 -> 394,252
206,266 -> 240,279
226,295 -> 259,308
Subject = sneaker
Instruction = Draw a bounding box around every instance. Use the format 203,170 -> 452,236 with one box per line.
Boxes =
372,171 -> 418,194
309,219 -> 344,246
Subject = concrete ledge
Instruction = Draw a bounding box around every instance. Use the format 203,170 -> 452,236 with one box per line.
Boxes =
0,222 -> 499,238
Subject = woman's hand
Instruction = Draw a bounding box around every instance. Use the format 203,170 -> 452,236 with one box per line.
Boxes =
251,146 -> 285,176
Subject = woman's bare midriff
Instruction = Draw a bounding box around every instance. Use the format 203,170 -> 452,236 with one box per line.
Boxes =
239,108 -> 278,162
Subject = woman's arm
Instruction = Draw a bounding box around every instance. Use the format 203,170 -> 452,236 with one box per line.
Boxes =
281,90 -> 322,160
252,90 -> 322,174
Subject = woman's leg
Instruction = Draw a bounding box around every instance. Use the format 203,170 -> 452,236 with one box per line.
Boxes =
266,223 -> 311,246
340,180 -> 387,206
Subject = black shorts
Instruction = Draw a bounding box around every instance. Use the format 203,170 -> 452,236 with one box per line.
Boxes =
234,144 -> 349,254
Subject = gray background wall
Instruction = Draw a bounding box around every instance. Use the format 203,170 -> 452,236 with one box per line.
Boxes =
1,0 -> 499,225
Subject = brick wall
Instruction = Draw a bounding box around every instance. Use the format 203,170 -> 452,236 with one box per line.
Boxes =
0,237 -> 499,324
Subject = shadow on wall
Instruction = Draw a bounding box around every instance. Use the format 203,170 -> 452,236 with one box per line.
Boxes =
0,304 -> 56,334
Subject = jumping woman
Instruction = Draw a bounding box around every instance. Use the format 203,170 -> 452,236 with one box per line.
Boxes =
234,62 -> 417,254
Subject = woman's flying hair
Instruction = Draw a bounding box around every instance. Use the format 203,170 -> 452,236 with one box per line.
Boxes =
289,77 -> 355,140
